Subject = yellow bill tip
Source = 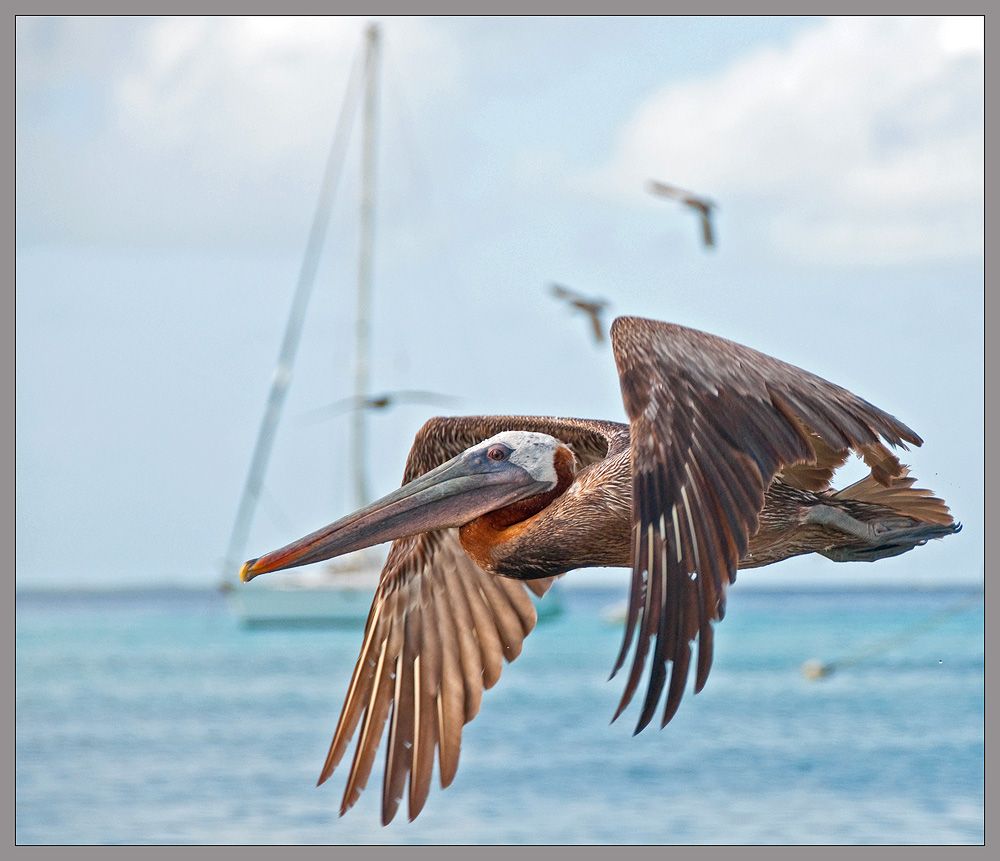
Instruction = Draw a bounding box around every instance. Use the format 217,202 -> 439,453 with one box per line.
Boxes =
239,559 -> 258,583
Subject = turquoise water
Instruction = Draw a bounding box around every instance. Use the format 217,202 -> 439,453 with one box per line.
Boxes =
16,585 -> 983,845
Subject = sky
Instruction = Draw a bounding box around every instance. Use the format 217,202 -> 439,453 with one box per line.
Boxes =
15,15 -> 984,589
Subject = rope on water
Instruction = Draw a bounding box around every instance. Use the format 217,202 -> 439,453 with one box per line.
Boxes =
801,589 -> 983,680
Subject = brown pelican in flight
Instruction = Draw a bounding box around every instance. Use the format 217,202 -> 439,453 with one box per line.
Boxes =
549,282 -> 611,343
647,179 -> 717,249
240,316 -> 959,824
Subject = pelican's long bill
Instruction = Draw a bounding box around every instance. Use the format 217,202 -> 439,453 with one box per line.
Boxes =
239,447 -> 552,582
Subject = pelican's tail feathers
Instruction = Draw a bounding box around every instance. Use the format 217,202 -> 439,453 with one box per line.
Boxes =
833,466 -> 955,527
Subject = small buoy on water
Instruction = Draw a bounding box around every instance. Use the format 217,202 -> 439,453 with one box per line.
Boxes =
802,659 -> 834,681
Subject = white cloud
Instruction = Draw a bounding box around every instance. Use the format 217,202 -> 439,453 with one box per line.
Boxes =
589,16 -> 983,265
16,16 -> 462,248
115,16 -> 459,165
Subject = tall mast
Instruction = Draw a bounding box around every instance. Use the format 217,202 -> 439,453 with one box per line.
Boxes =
221,36 -> 364,580
351,22 -> 380,509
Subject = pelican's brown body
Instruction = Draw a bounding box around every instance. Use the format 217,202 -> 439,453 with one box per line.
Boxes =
240,315 -> 960,825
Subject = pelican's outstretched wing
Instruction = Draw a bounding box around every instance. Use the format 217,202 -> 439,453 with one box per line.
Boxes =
608,316 -> 923,733
320,415 -> 619,824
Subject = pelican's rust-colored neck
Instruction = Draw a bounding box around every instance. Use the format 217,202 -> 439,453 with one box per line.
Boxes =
458,445 -> 576,570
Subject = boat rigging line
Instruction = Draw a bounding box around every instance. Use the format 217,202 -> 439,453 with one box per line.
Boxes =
221,31 -> 369,581
801,589 -> 983,680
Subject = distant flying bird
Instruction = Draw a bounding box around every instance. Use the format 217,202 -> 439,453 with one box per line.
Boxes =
549,282 -> 610,343
301,390 -> 461,423
240,315 -> 960,825
647,179 -> 717,249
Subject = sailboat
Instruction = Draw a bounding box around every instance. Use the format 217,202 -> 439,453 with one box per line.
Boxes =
223,23 -> 561,627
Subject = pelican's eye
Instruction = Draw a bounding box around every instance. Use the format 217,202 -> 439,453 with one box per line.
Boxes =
487,445 -> 509,462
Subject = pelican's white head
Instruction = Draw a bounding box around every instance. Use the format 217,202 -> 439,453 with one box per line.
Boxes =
472,430 -> 572,488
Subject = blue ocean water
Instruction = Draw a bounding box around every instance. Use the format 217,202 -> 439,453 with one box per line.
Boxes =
15,585 -> 983,845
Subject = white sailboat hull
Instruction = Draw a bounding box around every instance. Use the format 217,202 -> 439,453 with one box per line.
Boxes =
229,584 -> 379,627
228,569 -> 564,628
